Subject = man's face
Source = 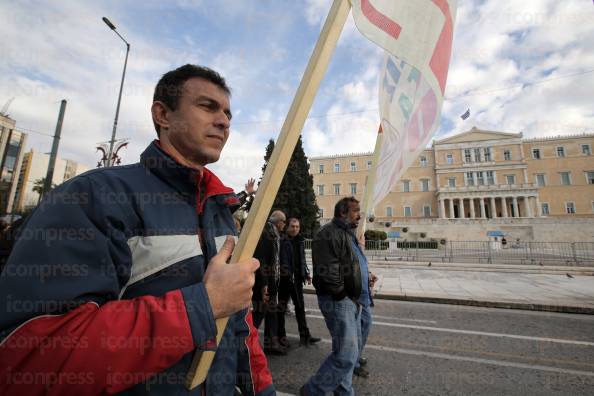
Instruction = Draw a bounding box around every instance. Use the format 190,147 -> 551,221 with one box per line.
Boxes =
287,220 -> 300,237
345,202 -> 361,228
160,78 -> 231,166
274,216 -> 286,232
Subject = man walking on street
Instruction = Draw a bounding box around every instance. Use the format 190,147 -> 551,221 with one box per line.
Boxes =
352,234 -> 377,379
301,197 -> 365,396
278,217 -> 320,347
253,210 -> 287,355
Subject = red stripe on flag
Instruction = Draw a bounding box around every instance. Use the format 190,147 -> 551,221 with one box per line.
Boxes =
429,0 -> 454,95
361,0 -> 402,40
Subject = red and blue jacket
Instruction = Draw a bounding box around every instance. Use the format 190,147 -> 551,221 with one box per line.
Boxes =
0,141 -> 275,395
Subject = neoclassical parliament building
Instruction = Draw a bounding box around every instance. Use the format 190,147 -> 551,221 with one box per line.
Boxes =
310,127 -> 594,242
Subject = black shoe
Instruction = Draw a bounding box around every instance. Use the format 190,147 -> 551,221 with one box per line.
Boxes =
278,337 -> 290,348
300,335 -> 321,346
358,357 -> 368,367
264,345 -> 287,356
299,385 -> 309,396
353,366 -> 369,378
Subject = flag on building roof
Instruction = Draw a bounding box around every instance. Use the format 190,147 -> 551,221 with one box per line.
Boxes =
351,0 -> 458,208
461,108 -> 470,120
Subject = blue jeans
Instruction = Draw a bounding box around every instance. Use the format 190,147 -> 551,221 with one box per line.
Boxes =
304,294 -> 361,396
356,304 -> 372,369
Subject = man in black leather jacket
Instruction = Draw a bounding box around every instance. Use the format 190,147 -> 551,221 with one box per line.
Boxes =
301,197 -> 364,396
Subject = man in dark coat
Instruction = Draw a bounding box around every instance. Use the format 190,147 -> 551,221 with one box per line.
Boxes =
278,218 -> 320,347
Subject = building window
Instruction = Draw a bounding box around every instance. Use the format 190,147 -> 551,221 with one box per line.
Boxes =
477,171 -> 485,186
386,207 -> 393,217
541,203 -> 549,216
486,171 -> 495,185
532,148 -> 541,159
421,179 -> 429,192
423,205 -> 431,217
565,202 -> 576,214
404,206 -> 412,217
350,183 -> 357,194
560,172 -> 571,186
319,208 -> 324,218
464,149 -> 472,163
586,171 -> 594,185
420,156 -> 427,167
448,177 -> 456,187
484,147 -> 492,161
592,201 -> 594,214
556,146 -> 565,157
582,144 -> 591,156
319,164 -> 324,174
474,147 -> 482,162
367,160 -> 372,169
317,185 -> 324,196
536,174 -> 546,186
506,175 -> 515,185
466,172 -> 474,186
402,180 -> 410,192
333,184 -> 340,195
334,163 -> 340,172
504,150 -> 511,161
350,161 -> 356,172
446,153 -> 453,164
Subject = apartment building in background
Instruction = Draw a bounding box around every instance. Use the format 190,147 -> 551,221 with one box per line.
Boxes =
0,114 -> 28,215
310,127 -> 594,242
13,149 -> 91,212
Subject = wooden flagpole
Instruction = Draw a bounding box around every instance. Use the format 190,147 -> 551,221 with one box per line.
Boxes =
357,124 -> 383,239
186,0 -> 352,389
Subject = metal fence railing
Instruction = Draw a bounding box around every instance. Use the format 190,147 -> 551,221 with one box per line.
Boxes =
304,239 -> 594,267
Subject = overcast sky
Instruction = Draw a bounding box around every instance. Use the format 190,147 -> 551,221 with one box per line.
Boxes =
1,0 -> 593,191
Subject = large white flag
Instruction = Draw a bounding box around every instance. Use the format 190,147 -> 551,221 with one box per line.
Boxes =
351,0 -> 457,208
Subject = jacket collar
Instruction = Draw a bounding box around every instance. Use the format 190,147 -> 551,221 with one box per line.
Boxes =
140,140 -> 234,199
331,217 -> 356,236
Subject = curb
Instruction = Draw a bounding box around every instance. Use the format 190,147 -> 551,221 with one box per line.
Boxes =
302,288 -> 594,315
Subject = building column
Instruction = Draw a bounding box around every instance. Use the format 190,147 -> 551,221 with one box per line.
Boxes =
459,198 -> 465,219
449,198 -> 455,219
524,196 -> 532,218
535,196 -> 541,217
490,197 -> 497,218
479,197 -> 486,218
469,198 -> 476,218
501,197 -> 508,218
439,199 -> 446,219
512,196 -> 519,218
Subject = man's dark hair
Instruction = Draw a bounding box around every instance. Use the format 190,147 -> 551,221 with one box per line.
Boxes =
287,217 -> 300,226
152,64 -> 231,135
334,196 -> 359,218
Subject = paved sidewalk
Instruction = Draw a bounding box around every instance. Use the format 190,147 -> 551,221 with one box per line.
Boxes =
304,263 -> 594,314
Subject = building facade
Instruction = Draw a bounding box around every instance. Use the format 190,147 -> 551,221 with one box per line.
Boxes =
13,150 -> 91,212
310,127 -> 594,242
0,114 -> 28,215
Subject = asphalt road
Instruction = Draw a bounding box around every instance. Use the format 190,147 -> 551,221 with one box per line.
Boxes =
267,295 -> 594,395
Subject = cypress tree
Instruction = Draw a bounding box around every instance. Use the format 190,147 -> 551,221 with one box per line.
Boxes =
257,136 -> 320,237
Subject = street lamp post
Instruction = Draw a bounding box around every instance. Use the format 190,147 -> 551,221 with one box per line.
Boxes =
102,16 -> 130,167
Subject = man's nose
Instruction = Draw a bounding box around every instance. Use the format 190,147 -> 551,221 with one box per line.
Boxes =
214,111 -> 231,129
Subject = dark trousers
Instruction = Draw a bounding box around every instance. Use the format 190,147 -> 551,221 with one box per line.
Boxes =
252,284 -> 280,348
278,276 -> 310,339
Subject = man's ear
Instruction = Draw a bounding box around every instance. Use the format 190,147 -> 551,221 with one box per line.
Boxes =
151,101 -> 170,133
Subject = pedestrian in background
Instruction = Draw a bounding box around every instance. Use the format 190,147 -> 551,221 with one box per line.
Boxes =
301,197 -> 365,396
278,217 -> 321,348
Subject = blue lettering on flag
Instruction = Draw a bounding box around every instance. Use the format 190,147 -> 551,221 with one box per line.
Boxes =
408,68 -> 420,84
398,94 -> 413,121
386,57 -> 402,85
